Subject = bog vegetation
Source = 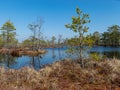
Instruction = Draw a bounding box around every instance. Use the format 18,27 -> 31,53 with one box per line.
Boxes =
0,59 -> 120,90
0,7 -> 120,90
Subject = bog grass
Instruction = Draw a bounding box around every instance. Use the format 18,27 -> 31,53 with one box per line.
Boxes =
0,59 -> 120,90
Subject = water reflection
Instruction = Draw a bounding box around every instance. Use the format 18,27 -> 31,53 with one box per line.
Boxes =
52,48 -> 56,60
90,51 -> 120,59
30,55 -> 42,70
90,46 -> 120,59
103,51 -> 120,59
0,54 -> 16,68
58,48 -> 62,60
0,46 -> 120,70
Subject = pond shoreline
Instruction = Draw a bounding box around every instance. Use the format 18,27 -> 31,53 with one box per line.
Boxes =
0,46 -> 120,70
0,47 -> 47,57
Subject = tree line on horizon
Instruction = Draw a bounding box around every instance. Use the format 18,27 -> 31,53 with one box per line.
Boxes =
90,25 -> 120,46
0,20 -> 64,48
0,18 -> 120,48
67,25 -> 120,47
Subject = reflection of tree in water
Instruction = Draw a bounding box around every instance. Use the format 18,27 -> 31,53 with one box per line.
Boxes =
58,48 -> 62,60
103,51 -> 120,59
30,55 -> 42,70
52,48 -> 56,61
90,51 -> 120,59
0,54 -> 5,63
0,54 -> 16,68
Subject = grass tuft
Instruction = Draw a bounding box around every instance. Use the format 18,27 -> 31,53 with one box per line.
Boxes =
0,59 -> 120,90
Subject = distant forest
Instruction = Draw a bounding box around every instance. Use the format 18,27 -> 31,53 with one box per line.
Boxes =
89,25 -> 120,46
0,20 -> 120,47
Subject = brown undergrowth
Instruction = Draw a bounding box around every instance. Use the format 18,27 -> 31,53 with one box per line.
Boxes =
0,59 -> 120,90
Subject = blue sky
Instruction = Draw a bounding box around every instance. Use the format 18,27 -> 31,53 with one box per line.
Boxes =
0,0 -> 120,42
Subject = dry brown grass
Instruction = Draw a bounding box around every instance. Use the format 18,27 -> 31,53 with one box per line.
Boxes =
0,59 -> 120,90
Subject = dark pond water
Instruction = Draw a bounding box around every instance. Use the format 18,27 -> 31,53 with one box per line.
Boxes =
0,46 -> 120,70
90,46 -> 120,59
